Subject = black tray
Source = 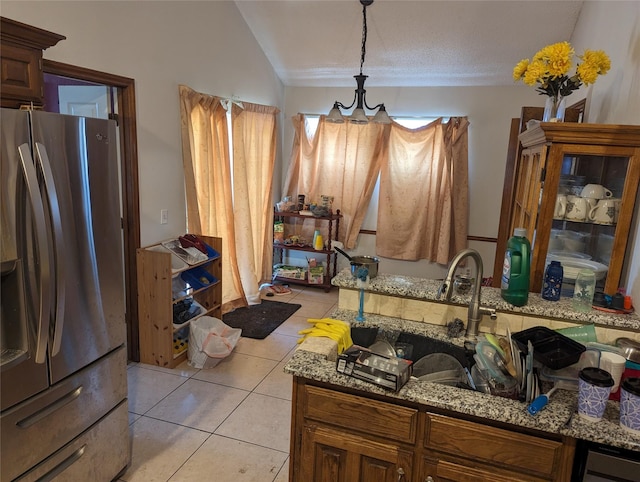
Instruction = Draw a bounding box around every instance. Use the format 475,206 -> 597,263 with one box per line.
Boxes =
511,326 -> 586,370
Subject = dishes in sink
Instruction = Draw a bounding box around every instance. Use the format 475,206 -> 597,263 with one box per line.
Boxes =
413,353 -> 467,386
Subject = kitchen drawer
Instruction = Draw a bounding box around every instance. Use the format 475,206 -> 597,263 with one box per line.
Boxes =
421,457 -> 549,482
423,412 -> 563,478
303,385 -> 418,444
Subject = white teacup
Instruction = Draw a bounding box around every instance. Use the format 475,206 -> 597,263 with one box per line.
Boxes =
610,198 -> 621,222
581,183 -> 613,199
589,199 -> 617,224
554,194 -> 567,219
566,195 -> 587,221
584,197 -> 598,212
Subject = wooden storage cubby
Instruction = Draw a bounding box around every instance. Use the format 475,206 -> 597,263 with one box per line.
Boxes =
137,235 -> 222,368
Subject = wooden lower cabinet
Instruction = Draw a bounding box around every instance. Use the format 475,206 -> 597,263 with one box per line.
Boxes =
290,378 -> 575,482
300,424 -> 413,482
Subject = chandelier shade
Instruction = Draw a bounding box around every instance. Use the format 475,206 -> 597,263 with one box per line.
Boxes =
326,0 -> 391,125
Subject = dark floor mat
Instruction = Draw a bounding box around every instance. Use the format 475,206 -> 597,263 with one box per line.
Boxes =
222,300 -> 301,339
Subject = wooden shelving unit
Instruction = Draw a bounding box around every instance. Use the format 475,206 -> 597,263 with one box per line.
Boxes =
137,235 -> 222,368
273,210 -> 342,292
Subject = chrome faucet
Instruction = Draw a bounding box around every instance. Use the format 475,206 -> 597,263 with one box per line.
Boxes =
437,248 -> 497,337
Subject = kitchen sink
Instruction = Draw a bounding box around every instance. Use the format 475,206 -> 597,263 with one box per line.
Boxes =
349,327 -> 474,369
395,331 -> 474,369
350,326 -> 380,348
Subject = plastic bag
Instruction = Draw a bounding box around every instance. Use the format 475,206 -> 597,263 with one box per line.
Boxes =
188,316 -> 242,369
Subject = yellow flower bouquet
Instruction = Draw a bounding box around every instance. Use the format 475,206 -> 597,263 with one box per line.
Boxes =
513,42 -> 610,120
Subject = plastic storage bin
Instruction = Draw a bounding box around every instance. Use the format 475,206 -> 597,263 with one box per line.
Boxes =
512,326 -> 586,370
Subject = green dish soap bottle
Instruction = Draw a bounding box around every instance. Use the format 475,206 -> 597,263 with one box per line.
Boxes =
501,227 -> 531,306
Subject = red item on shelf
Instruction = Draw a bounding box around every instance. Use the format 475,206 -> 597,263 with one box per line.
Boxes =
179,234 -> 207,254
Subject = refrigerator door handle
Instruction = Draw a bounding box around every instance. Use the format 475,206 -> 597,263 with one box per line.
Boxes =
16,386 -> 83,429
17,144 -> 51,364
35,142 -> 66,356
33,445 -> 87,481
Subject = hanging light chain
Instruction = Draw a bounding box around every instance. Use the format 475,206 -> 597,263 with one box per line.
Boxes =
359,2 -> 368,75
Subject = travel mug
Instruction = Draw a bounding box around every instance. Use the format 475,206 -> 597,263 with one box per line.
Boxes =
578,367 -> 614,421
620,378 -> 640,435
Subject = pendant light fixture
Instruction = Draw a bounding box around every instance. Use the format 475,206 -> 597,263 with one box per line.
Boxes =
326,0 -> 391,125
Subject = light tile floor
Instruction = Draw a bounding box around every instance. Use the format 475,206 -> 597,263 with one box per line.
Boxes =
120,286 -> 338,482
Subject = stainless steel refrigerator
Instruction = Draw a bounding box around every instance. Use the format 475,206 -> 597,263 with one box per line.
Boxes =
1,108 -> 129,481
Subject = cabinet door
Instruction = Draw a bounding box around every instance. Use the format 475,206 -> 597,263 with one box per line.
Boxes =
509,144 -> 547,243
0,43 -> 43,107
1,18 -> 65,109
299,424 -> 412,482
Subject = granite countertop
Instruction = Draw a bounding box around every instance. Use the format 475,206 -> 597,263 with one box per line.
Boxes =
284,308 -> 640,452
332,269 -> 640,331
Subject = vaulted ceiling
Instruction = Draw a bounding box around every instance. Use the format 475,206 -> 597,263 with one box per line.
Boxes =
235,0 -> 584,88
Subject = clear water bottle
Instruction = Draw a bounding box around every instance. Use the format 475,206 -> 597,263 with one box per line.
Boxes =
542,261 -> 563,301
573,269 -> 596,312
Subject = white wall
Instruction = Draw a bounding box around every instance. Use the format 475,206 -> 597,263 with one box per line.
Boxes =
1,1 -> 284,247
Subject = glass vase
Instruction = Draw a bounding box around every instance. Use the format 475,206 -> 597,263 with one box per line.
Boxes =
543,95 -> 566,122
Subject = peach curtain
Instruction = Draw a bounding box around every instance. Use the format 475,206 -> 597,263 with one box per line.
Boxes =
283,114 -> 387,248
231,102 -> 279,304
179,85 -> 245,312
376,117 -> 469,264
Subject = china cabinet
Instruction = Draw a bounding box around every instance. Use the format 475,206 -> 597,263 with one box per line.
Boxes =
508,123 -> 640,294
0,17 -> 65,108
273,210 -> 342,292
493,106 -> 580,287
137,236 -> 222,368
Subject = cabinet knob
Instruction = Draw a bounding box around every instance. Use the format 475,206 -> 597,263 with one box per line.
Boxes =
397,468 -> 405,481
425,477 -> 434,482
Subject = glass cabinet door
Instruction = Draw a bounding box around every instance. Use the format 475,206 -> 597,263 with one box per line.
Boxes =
549,152 -> 631,296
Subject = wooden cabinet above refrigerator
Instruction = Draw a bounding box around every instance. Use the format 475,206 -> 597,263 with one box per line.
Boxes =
0,17 -> 65,109
505,123 -> 640,295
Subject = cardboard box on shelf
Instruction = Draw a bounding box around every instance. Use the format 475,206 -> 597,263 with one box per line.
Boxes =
274,264 -> 306,280
308,266 -> 324,284
274,221 -> 284,244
